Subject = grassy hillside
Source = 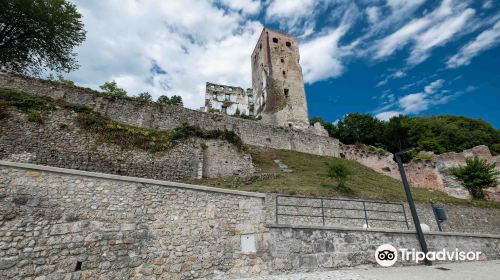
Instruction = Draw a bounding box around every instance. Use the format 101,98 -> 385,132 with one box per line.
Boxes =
187,147 -> 500,208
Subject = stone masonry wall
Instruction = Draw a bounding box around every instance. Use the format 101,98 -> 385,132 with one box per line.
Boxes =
0,163 -> 268,279
1,162 -> 499,279
342,144 -> 500,201
0,72 -> 340,158
267,226 -> 500,272
0,109 -> 254,181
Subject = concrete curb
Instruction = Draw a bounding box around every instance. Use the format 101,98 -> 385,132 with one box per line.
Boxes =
267,223 -> 500,239
0,160 -> 266,198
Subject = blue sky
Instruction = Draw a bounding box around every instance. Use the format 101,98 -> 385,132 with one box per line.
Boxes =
67,0 -> 500,127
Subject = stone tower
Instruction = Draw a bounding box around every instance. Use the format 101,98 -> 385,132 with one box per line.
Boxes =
251,28 -> 309,129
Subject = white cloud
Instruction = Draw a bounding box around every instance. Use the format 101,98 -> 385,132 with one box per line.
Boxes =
424,79 -> 444,93
446,21 -> 500,68
375,111 -> 402,121
407,8 -> 475,65
300,25 -> 356,83
375,79 -> 452,119
67,0 -> 262,109
398,92 -> 429,113
366,6 -> 380,24
265,0 -> 317,31
373,0 -> 475,65
220,0 -> 261,15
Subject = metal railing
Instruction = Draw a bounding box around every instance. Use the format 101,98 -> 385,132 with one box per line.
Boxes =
275,194 -> 409,229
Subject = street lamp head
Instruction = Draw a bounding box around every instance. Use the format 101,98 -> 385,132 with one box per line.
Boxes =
395,147 -> 415,156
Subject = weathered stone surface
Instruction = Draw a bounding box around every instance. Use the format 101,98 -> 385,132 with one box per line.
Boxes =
0,72 -> 341,158
0,110 -> 254,181
341,144 -> 500,201
0,165 -> 268,279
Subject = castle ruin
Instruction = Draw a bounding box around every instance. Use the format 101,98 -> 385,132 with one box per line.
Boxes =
204,28 -> 310,129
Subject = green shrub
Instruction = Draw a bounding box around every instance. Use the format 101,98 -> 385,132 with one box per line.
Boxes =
490,143 -> 500,156
327,161 -> 352,189
135,92 -> 152,103
99,81 -> 127,98
27,111 -> 44,124
451,157 -> 499,199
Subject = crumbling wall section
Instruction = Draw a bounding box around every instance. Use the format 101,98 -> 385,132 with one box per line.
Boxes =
0,109 -> 254,181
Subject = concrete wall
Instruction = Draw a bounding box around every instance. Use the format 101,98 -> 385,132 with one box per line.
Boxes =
0,109 -> 254,181
267,225 -> 500,272
0,162 -> 268,279
0,72 -> 340,158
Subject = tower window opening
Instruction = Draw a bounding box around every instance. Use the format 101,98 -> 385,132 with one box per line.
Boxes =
280,58 -> 284,63
282,70 -> 286,78
284,88 -> 289,98
286,41 -> 291,48
259,43 -> 262,49
272,37 -> 278,43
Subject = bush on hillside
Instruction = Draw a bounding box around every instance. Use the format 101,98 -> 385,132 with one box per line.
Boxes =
451,157 -> 499,199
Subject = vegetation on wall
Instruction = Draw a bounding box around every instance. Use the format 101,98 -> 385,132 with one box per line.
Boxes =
0,88 -> 245,152
311,113 -> 500,156
451,157 -> 499,199
0,0 -> 86,75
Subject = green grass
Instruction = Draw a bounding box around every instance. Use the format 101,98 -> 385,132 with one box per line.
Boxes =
187,147 -> 500,208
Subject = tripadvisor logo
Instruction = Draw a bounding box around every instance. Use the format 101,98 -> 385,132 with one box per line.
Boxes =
375,244 -> 482,267
375,244 -> 398,267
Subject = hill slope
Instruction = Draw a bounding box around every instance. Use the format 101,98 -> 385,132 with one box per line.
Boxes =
187,147 -> 500,208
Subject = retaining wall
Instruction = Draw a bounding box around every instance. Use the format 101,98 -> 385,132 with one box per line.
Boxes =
0,109 -> 254,181
268,225 -> 500,271
0,72 -> 340,158
1,162 -> 499,279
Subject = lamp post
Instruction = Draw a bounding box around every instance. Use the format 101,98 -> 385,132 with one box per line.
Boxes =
394,148 -> 432,266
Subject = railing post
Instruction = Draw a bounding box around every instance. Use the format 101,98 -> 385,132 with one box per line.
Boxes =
362,201 -> 369,229
321,198 -> 325,226
402,204 -> 410,230
275,195 -> 279,224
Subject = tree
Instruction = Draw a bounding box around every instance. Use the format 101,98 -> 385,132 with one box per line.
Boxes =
451,157 -> 499,199
0,0 -> 86,75
169,95 -> 183,106
135,92 -> 152,102
383,115 -> 411,153
333,113 -> 384,146
157,95 -> 183,106
157,95 -> 170,105
99,81 -> 127,98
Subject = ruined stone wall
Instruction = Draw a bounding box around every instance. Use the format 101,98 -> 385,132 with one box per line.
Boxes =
204,82 -> 253,116
0,72 -> 340,158
267,225 -> 500,272
0,163 -> 268,279
341,144 -> 500,201
0,109 -> 254,181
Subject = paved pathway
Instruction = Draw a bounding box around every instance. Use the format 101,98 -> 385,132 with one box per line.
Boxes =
223,260 -> 500,280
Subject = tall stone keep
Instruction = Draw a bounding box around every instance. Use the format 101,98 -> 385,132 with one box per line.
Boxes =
252,28 -> 309,129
